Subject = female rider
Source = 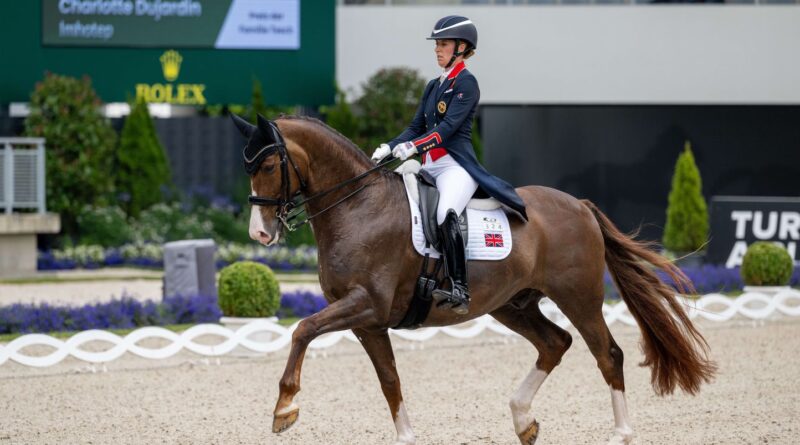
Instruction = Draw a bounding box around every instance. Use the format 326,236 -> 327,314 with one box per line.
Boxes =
371,15 -> 528,315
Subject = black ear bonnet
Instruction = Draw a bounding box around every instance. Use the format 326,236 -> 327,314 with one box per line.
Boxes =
241,118 -> 287,176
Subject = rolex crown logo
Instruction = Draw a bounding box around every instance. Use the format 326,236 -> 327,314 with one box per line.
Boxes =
160,50 -> 183,82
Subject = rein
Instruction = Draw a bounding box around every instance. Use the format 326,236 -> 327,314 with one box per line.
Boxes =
248,139 -> 398,232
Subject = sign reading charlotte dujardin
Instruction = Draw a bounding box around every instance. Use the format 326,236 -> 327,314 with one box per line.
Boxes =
136,50 -> 206,104
43,0 -> 300,49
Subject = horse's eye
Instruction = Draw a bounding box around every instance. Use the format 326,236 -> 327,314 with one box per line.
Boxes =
262,163 -> 276,173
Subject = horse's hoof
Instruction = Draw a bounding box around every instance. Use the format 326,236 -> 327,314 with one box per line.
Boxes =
272,408 -> 300,434
607,428 -> 634,445
517,419 -> 539,445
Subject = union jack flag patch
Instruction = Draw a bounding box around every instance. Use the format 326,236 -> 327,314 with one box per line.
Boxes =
484,233 -> 504,247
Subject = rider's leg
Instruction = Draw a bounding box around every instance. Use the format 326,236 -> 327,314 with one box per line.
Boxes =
431,159 -> 478,225
432,209 -> 470,313
429,160 -> 478,314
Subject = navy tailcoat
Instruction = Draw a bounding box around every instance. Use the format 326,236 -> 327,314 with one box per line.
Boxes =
388,62 -> 528,220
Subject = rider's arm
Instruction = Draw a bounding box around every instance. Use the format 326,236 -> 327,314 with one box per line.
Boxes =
408,76 -> 478,155
387,80 -> 436,149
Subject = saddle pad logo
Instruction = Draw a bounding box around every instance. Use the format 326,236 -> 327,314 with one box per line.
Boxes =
437,101 -> 447,113
484,233 -> 504,247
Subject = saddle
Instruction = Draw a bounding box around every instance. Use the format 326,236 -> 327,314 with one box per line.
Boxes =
393,161 -> 512,329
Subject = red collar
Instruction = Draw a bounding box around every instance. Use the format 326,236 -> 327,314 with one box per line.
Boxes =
447,61 -> 466,80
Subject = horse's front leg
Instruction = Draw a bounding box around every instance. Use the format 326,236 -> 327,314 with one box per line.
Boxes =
273,287 -> 379,434
354,328 -> 415,445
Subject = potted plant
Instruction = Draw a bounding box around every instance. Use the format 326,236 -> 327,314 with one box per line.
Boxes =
740,242 -> 794,298
218,261 -> 281,355
663,141 -> 709,267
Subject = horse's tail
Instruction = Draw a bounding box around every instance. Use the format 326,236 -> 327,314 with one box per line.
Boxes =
582,200 -> 716,396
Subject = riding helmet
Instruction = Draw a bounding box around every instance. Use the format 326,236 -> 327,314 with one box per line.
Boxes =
426,15 -> 478,50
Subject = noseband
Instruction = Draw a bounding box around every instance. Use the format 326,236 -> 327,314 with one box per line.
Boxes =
246,123 -> 396,232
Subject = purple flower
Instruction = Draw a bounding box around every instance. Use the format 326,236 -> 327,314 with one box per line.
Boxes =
276,291 -> 328,319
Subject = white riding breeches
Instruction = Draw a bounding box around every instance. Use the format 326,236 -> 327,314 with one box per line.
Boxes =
421,154 -> 479,224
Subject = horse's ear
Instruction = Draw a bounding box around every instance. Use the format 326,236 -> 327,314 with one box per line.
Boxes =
256,113 -> 272,136
230,113 -> 255,138
256,113 -> 283,145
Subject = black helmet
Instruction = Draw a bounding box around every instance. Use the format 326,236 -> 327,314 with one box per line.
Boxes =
426,15 -> 478,50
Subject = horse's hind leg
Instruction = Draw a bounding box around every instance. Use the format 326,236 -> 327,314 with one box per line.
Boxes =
557,296 -> 634,445
491,293 -> 573,445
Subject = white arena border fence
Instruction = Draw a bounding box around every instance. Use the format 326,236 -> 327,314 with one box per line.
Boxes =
2,290 -> 799,368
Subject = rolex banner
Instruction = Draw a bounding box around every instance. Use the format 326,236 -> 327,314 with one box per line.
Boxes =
42,0 -> 300,49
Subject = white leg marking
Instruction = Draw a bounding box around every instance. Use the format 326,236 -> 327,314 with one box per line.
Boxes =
393,401 -> 416,445
509,368 -> 549,434
275,402 -> 299,416
607,387 -> 634,445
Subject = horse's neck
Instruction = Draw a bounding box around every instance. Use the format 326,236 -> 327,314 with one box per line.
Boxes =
281,122 -> 405,245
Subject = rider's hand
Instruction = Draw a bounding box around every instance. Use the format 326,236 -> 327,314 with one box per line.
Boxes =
371,143 -> 391,163
392,141 -> 417,161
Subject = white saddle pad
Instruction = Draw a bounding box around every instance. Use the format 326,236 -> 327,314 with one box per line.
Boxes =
395,160 -> 512,261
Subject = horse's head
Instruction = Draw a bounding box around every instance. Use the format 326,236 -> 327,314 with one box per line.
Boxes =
231,113 -> 305,246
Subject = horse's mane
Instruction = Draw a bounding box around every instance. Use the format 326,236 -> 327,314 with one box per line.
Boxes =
277,115 -> 373,167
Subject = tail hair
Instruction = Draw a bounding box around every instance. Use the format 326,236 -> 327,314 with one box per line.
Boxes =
582,200 -> 716,395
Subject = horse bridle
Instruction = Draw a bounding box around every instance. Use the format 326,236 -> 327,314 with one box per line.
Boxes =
246,126 -> 397,232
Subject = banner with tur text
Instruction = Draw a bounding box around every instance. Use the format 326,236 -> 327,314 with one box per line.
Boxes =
707,196 -> 800,268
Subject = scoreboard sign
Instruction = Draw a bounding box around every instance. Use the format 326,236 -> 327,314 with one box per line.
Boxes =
42,0 -> 300,49
707,196 -> 800,268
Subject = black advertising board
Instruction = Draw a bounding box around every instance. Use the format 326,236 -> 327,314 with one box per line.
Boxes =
707,196 -> 800,268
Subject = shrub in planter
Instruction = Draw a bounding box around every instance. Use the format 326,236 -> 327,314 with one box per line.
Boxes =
663,142 -> 708,254
218,261 -> 280,317
740,242 -> 794,286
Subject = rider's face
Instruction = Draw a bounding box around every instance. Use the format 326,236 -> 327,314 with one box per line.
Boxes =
435,39 -> 465,69
435,40 -> 453,68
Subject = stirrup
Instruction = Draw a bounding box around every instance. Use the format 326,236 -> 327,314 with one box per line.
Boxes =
432,278 -> 470,315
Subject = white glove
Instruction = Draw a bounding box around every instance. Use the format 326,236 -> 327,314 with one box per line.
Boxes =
371,143 -> 391,163
392,141 -> 417,161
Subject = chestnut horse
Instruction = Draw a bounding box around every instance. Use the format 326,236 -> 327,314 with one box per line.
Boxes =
234,114 -> 715,445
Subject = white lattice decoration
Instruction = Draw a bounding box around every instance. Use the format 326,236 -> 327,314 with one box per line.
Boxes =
2,290 -> 799,368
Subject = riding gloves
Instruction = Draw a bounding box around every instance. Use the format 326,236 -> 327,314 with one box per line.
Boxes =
392,141 -> 417,161
371,143 -> 391,163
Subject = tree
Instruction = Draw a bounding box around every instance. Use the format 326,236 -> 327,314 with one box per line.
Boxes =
355,67 -> 426,152
250,76 -> 268,124
320,84 -> 359,143
471,117 -> 483,163
115,99 -> 172,217
663,141 -> 709,253
24,73 -> 117,237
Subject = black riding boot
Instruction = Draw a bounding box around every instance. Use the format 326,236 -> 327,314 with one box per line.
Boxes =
432,209 -> 470,315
